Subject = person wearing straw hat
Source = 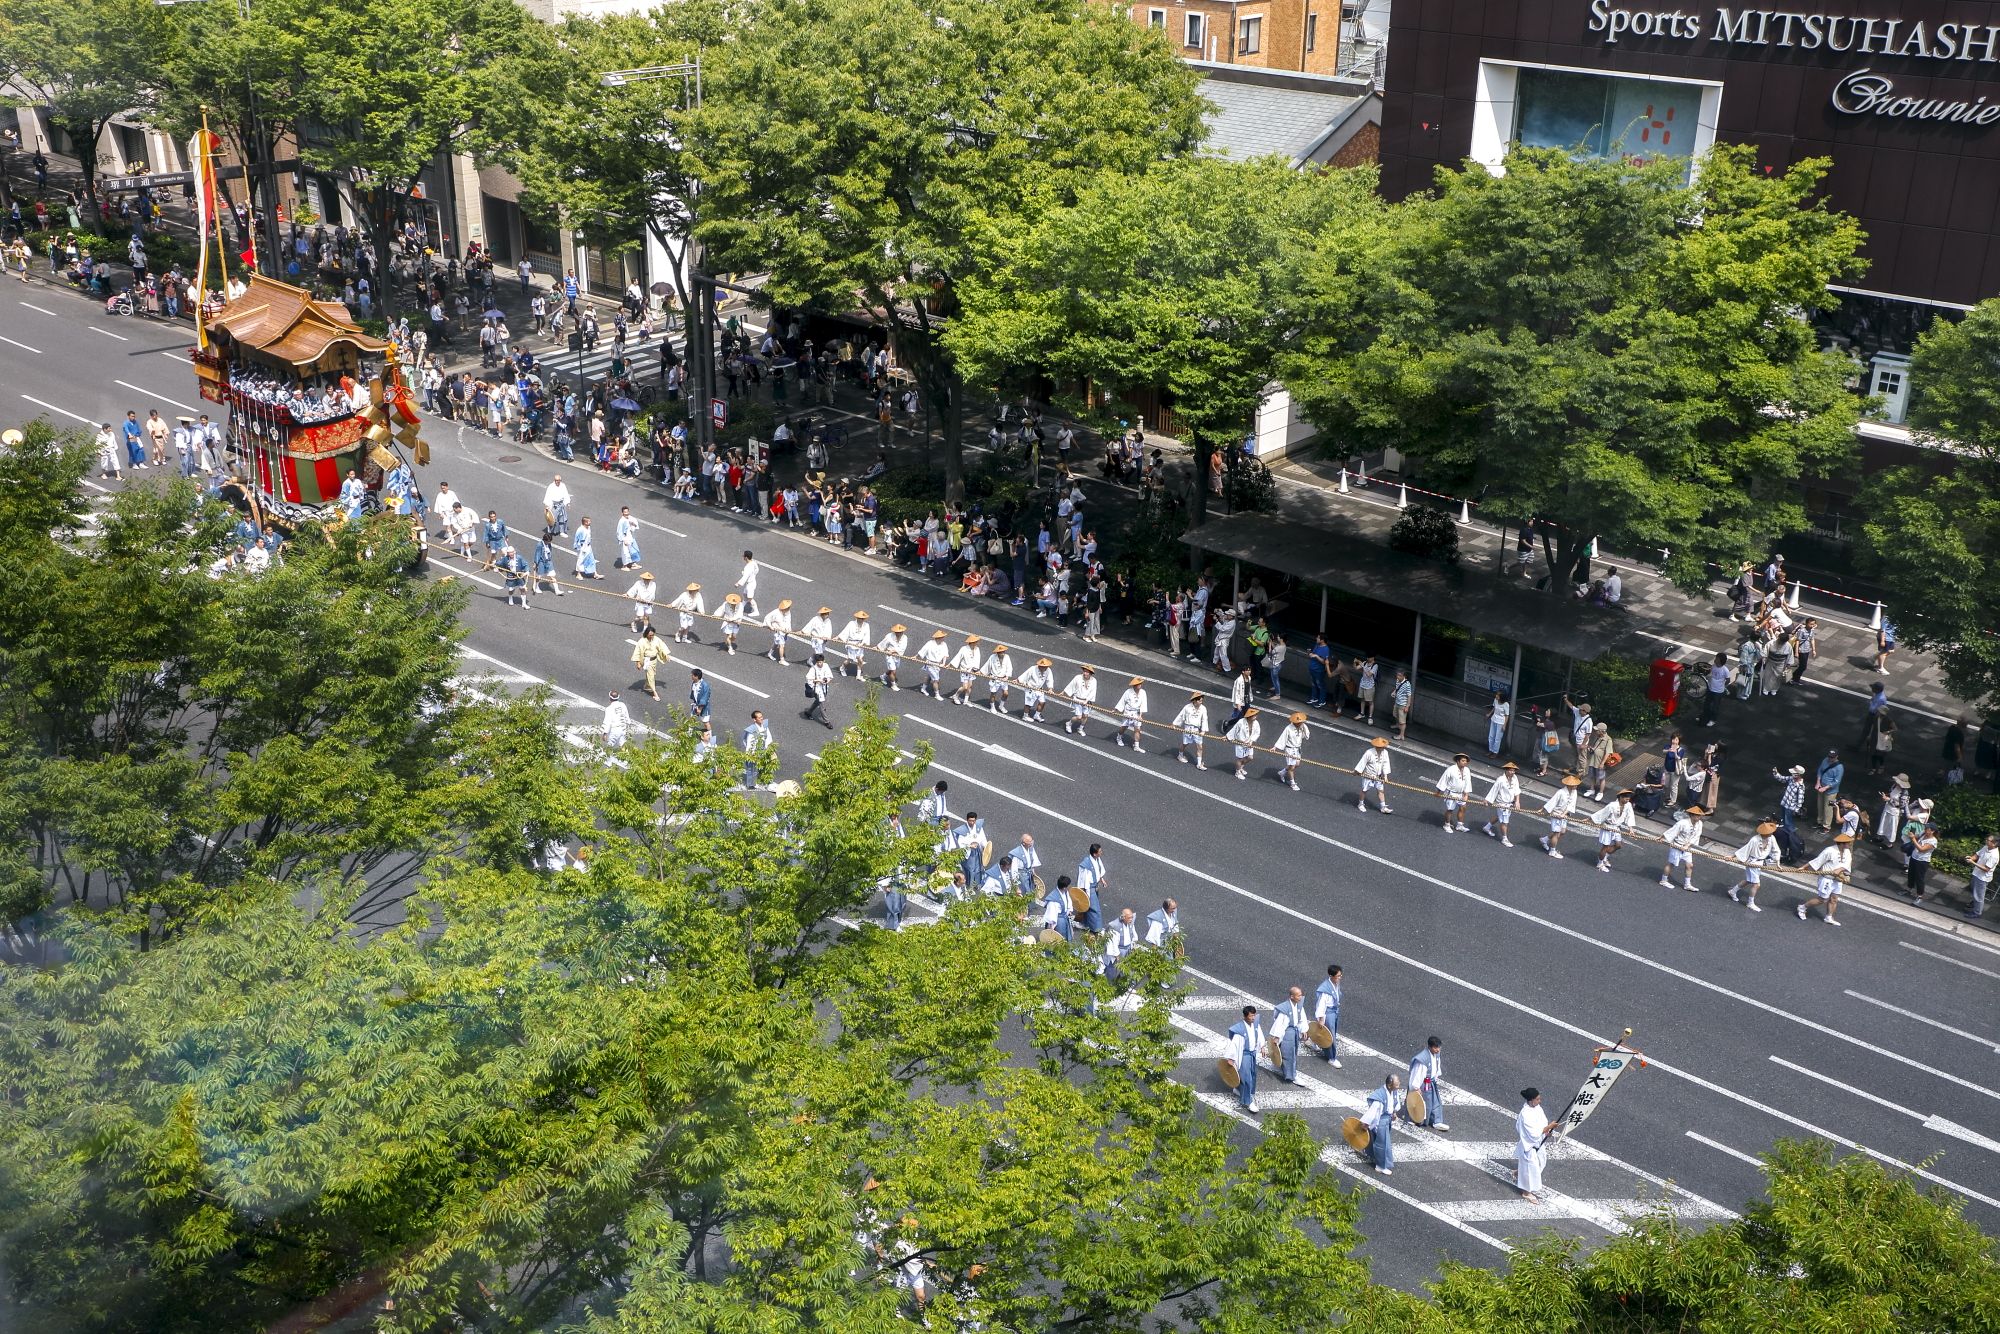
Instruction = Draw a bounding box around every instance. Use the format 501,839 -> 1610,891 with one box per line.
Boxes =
801,605 -> 834,658
1275,712 -> 1310,791
631,625 -> 672,700
1226,707 -> 1261,780
1436,754 -> 1476,832
1482,761 -> 1523,846
662,579 -> 699,641
1539,774 -> 1582,857
877,622 -> 910,691
1016,656 -> 1055,721
498,544 -> 529,609
1875,773 -> 1913,845
1658,804 -> 1708,892
1173,691 -> 1211,769
1224,1005 -> 1264,1114
765,598 -> 795,664
1061,664 -> 1098,734
917,629 -> 950,698
1514,1088 -> 1550,1202
719,592 -> 745,653
1115,676 -> 1150,752
1590,789 -> 1637,873
1728,819 -> 1781,910
1798,832 -> 1854,924
837,609 -> 871,677
949,634 -> 982,704
1356,736 -> 1393,812
982,643 -> 1015,713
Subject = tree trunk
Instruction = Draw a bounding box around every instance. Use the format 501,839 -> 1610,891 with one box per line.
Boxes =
365,193 -> 399,320
940,372 -> 964,502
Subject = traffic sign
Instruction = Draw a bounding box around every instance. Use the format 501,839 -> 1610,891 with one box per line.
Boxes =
711,397 -> 727,428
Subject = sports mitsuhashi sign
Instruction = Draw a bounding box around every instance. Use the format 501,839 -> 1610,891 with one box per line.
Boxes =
1587,5 -> 2000,123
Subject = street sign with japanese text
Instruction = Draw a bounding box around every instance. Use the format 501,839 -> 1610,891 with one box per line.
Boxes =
711,397 -> 728,428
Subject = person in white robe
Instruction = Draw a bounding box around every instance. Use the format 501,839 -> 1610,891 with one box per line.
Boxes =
1515,1088 -> 1550,1201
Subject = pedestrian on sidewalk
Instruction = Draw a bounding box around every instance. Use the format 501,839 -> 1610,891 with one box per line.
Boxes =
1735,638 -> 1761,701
1391,669 -> 1413,739
1814,751 -> 1845,830
1906,815 -> 1940,904
1661,732 -> 1686,806
1875,615 -> 1899,675
1699,652 -> 1730,727
1771,764 -> 1807,856
1307,634 -> 1332,708
1792,617 -> 1817,681
1864,708 -> 1897,777
1581,724 -> 1614,801
1485,691 -> 1511,758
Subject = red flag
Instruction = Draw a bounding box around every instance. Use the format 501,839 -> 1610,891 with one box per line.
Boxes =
239,247 -> 257,270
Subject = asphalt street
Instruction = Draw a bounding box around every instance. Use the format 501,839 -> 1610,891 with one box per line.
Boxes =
6,285 -> 2000,1294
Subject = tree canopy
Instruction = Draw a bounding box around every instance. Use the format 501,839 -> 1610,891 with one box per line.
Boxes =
950,154 -> 1376,527
0,0 -> 172,208
1282,146 -> 1868,593
691,0 -> 1207,498
1856,298 -> 2000,713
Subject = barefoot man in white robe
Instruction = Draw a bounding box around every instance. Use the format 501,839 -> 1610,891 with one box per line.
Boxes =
1515,1088 -> 1550,1203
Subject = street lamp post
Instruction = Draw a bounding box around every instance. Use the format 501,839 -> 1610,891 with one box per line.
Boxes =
597,62 -> 712,459
157,0 -> 285,275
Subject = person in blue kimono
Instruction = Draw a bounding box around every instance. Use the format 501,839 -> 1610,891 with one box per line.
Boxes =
532,528 -> 564,598
572,516 -> 601,578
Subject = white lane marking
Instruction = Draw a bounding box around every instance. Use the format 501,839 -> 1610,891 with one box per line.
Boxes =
1685,1131 -> 1766,1168
747,556 -> 811,583
0,334 -> 41,354
80,479 -> 110,494
19,300 -> 57,315
1900,940 -> 2000,980
1177,962 -> 1735,1223
162,349 -> 188,361
632,513 -> 690,539
922,694 -> 2000,1108
1844,990 -> 2000,1053
113,379 -> 202,412
1926,1114 -> 2000,1155
904,713 -> 1070,779
443,567 -> 506,592
88,325 -> 131,341
20,394 -> 92,424
623,638 -> 768,698
1768,1056 -> 1922,1119
912,753 -> 2000,1212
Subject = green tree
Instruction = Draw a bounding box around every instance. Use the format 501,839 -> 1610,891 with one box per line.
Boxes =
244,0 -> 530,312
1855,299 -> 2000,711
691,0 -> 1206,500
950,155 -> 1377,533
0,0 -> 173,219
1284,146 -> 1867,594
0,420 -> 578,939
1358,1139 -> 2000,1332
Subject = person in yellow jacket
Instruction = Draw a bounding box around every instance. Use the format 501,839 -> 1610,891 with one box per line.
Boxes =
631,625 -> 673,699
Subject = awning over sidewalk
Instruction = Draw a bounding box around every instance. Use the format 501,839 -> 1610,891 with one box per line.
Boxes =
1182,511 -> 1667,663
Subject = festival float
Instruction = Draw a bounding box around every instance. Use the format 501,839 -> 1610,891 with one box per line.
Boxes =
183,125 -> 425,531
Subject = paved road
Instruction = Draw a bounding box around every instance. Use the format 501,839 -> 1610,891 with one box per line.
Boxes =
7,285 -> 2000,1294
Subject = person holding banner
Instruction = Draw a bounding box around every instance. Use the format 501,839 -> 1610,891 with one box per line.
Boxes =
1224,1006 -> 1264,1115
1514,1088 -> 1549,1202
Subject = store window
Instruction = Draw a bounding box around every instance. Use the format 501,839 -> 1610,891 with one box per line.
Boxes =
1513,67 -> 1705,170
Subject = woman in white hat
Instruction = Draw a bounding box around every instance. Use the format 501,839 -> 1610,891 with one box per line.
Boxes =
1876,773 -> 1912,845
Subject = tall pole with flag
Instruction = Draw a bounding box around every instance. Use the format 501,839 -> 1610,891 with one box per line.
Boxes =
189,114 -> 230,349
